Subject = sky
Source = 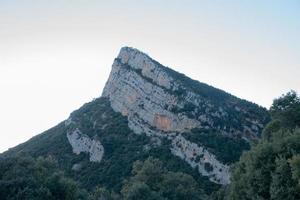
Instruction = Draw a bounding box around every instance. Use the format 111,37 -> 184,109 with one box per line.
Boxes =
0,0 -> 299,153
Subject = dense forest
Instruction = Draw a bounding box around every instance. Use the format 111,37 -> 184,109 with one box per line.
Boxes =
0,91 -> 299,199
211,91 -> 300,200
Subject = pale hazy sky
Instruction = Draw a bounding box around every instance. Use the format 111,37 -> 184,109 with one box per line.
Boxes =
0,0 -> 299,153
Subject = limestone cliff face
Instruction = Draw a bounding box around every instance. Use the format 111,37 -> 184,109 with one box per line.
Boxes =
65,118 -> 104,163
102,47 -> 199,136
171,135 -> 230,184
101,47 -> 269,184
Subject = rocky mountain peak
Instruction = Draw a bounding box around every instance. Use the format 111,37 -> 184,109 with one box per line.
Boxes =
102,47 -> 196,135
101,47 -> 270,185
114,46 -> 174,90
117,46 -> 161,72
3,47 -> 270,190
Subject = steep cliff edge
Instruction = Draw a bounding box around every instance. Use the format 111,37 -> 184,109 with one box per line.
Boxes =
103,47 -> 268,139
102,47 -> 270,184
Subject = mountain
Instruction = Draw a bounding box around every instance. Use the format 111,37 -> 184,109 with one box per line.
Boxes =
1,47 -> 270,194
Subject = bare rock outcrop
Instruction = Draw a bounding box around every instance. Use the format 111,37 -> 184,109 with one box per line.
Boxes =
64,47 -> 268,185
101,47 -> 268,185
171,135 -> 230,184
66,120 -> 104,163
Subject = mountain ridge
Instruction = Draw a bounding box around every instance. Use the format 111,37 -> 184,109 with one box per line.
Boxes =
96,46 -> 268,184
1,46 -> 270,193
103,47 -> 269,138
112,47 -> 266,108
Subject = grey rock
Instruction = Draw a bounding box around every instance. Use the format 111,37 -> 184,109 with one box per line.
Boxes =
72,163 -> 82,171
66,123 -> 104,163
171,135 -> 230,184
65,46 -> 267,185
102,47 -> 248,184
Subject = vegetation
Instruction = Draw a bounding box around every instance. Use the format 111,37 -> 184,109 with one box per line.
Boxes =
120,157 -> 207,200
1,97 -> 219,197
0,156 -> 87,200
211,91 -> 300,200
0,155 -> 210,200
1,69 -> 297,200
183,129 -> 250,164
263,90 -> 300,140
68,98 -> 218,193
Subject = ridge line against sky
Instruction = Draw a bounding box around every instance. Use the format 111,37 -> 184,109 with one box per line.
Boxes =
0,0 -> 299,152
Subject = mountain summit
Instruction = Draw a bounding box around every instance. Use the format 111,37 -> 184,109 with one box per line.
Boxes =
101,47 -> 269,184
2,47 -> 270,192
104,47 -> 267,138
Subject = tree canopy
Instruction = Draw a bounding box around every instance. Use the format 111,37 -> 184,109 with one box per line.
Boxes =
212,91 -> 300,200
0,156 -> 87,200
121,157 -> 207,200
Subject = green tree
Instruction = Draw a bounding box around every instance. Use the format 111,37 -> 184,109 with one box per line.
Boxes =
264,90 -> 300,140
218,91 -> 300,200
270,157 -> 298,200
130,157 -> 165,189
0,155 -> 87,200
46,172 -> 81,200
289,155 -> 300,187
89,187 -> 118,200
121,157 -> 207,200
159,172 -> 206,200
226,130 -> 300,200
121,181 -> 163,200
